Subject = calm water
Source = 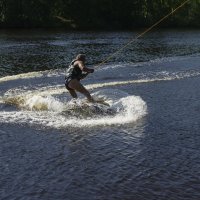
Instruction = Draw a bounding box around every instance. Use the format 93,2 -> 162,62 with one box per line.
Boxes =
0,29 -> 200,200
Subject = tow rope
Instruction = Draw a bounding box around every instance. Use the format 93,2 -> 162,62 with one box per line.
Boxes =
94,0 -> 190,69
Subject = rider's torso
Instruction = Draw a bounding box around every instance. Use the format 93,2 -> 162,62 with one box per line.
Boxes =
65,60 -> 82,80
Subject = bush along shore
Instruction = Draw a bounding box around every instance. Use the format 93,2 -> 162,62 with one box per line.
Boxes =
0,0 -> 200,29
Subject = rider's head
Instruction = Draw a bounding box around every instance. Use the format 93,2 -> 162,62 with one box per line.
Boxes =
76,54 -> 86,62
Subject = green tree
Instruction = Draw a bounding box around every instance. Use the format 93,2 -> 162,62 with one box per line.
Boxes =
0,0 -> 199,29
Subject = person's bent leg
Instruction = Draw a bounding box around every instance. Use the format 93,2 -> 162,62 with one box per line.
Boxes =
68,79 -> 94,102
65,81 -> 78,99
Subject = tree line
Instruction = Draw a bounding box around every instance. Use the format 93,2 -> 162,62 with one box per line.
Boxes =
0,0 -> 200,29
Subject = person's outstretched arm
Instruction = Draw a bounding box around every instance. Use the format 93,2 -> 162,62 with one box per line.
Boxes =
77,61 -> 94,73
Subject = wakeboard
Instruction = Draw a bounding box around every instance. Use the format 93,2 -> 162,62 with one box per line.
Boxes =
61,98 -> 115,118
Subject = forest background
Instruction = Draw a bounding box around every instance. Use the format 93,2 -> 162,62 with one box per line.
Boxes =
0,0 -> 199,29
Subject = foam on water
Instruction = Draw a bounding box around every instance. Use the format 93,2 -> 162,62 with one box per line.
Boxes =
2,69 -> 199,101
1,64 -> 200,129
1,68 -> 199,110
99,54 -> 200,70
0,71 -> 43,83
0,89 -> 147,128
0,69 -> 64,83
1,53 -> 200,84
25,95 -> 64,112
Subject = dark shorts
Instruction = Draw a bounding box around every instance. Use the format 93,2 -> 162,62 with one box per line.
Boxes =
65,77 -> 81,91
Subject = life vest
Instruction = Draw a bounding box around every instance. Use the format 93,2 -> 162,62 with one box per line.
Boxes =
65,59 -> 82,80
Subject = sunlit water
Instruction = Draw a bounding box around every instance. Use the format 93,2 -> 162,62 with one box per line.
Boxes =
0,29 -> 200,200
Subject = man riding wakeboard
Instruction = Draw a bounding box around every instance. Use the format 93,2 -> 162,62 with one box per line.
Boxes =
65,54 -> 95,102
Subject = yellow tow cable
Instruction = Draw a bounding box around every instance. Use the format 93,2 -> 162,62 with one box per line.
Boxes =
94,0 -> 190,69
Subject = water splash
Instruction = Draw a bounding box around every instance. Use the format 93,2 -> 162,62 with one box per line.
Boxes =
1,66 -> 200,129
0,89 -> 147,128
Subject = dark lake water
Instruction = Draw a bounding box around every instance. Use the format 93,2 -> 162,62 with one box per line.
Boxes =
0,29 -> 200,200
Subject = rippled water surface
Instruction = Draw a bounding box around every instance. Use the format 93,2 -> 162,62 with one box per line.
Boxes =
0,29 -> 200,200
